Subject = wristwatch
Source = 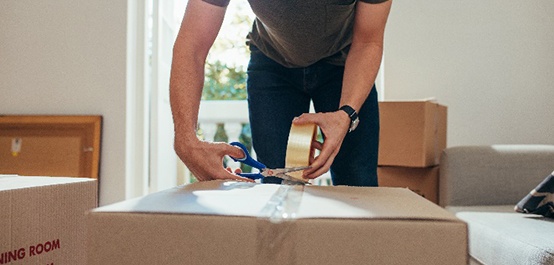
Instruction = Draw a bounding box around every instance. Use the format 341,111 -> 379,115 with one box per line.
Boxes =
339,105 -> 359,133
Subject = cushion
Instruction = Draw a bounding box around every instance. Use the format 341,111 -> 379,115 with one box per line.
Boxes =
455,207 -> 554,265
439,145 -> 554,207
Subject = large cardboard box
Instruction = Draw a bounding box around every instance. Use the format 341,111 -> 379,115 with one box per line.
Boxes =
378,166 -> 439,204
87,180 -> 468,265
0,176 -> 97,265
379,100 -> 447,167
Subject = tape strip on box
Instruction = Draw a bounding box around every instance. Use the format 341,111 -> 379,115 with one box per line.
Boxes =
258,122 -> 317,223
256,123 -> 317,263
257,183 -> 304,264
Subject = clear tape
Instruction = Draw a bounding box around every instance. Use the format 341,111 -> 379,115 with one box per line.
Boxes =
258,121 -> 314,222
256,184 -> 304,265
285,123 -> 317,180
255,122 -> 316,264
259,184 -> 304,223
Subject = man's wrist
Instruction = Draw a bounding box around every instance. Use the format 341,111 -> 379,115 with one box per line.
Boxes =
339,105 -> 359,133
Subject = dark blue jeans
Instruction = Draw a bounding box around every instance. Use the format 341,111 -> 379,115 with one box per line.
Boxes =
246,46 -> 379,186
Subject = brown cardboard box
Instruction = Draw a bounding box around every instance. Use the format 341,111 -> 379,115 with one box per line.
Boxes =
0,176 -> 97,265
378,166 -> 439,204
87,180 -> 468,265
379,100 -> 447,167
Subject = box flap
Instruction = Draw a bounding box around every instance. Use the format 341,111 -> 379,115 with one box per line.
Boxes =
93,180 -> 459,222
0,175 -> 95,191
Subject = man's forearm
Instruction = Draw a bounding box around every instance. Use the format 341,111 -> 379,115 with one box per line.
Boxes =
169,46 -> 205,145
341,0 -> 390,113
170,0 -> 227,147
340,41 -> 384,112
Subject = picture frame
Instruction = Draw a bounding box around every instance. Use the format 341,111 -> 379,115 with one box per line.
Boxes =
0,115 -> 102,179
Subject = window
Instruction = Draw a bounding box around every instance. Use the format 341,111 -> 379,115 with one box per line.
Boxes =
203,1 -> 254,100
131,0 -> 261,195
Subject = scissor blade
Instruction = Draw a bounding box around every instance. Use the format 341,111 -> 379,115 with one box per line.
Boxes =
275,174 -> 310,185
268,166 -> 311,176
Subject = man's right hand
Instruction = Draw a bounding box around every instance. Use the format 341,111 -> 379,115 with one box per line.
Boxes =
174,138 -> 255,182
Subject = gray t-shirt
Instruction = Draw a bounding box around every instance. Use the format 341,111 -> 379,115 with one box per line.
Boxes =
202,0 -> 388,67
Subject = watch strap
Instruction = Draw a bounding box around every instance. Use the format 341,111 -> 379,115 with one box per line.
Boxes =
339,105 -> 359,132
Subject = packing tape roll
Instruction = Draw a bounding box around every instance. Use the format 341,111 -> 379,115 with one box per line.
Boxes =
285,123 -> 317,180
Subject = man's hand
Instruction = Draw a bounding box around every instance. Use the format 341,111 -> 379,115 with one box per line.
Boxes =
174,138 -> 255,182
292,110 -> 351,179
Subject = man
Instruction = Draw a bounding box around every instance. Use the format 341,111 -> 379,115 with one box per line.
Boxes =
170,0 -> 392,185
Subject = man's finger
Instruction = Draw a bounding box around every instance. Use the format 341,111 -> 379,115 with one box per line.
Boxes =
304,151 -> 338,179
303,141 -> 341,178
224,143 -> 246,159
217,170 -> 255,182
311,140 -> 323,151
303,158 -> 331,179
293,113 -> 321,125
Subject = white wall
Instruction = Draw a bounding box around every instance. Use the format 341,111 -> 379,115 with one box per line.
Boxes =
384,1 -> 554,147
0,0 -> 128,205
2,1 -> 553,204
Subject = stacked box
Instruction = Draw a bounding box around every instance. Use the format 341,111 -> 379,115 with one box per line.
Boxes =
378,100 -> 447,203
0,176 -> 97,265
378,166 -> 439,204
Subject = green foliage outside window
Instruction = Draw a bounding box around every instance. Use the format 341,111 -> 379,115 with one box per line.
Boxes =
201,1 -> 252,101
202,60 -> 247,100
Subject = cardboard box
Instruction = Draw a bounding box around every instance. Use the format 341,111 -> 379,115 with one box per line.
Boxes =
378,100 -> 447,167
378,166 -> 439,204
0,176 -> 97,265
87,180 -> 467,265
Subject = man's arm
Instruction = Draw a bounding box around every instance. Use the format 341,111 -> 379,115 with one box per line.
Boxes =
170,0 -> 252,182
341,0 -> 392,112
297,0 -> 392,179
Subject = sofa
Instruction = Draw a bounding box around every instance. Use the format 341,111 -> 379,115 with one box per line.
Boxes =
439,145 -> 554,265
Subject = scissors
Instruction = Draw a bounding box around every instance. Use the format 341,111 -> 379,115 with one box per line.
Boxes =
229,142 -> 311,184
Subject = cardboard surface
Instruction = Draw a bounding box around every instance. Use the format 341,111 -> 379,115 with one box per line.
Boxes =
87,180 -> 468,265
378,166 -> 439,204
378,100 -> 447,167
0,176 -> 97,265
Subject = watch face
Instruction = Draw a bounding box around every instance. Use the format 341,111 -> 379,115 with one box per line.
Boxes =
350,118 -> 359,132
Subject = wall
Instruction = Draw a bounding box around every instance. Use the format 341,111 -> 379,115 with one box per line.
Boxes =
0,0 -> 128,205
384,1 -> 554,146
2,1 -> 553,204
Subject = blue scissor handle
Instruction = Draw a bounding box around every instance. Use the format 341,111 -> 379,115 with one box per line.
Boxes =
229,142 -> 266,180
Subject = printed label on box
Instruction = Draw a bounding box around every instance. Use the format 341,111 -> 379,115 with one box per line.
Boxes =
0,239 -> 60,264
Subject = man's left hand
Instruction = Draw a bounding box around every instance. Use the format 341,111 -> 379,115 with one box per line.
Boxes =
292,110 -> 351,179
